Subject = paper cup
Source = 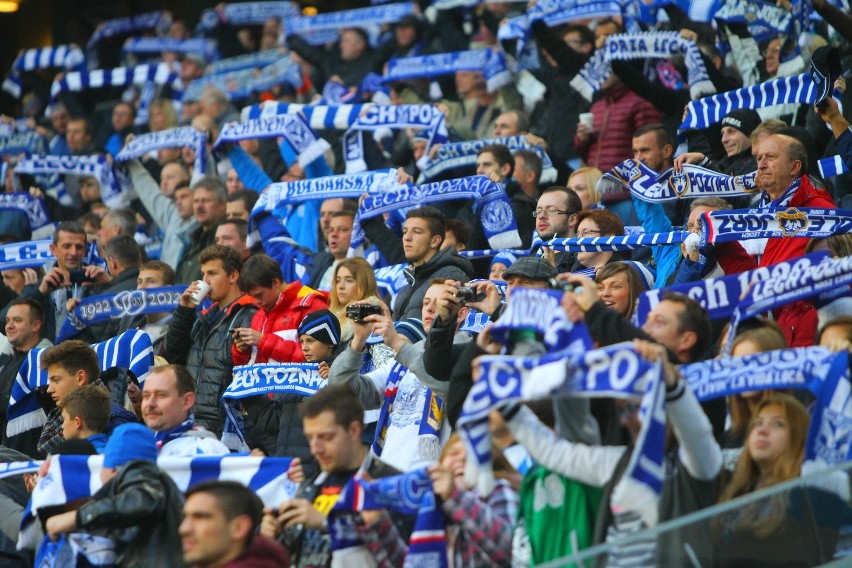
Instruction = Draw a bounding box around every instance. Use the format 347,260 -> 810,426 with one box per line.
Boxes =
190,281 -> 211,306
579,113 -> 594,129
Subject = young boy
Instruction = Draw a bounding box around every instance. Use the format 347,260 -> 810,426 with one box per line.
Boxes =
297,309 -> 341,378
60,384 -> 112,453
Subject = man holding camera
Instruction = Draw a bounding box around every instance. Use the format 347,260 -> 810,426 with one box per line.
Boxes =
328,280 -> 467,471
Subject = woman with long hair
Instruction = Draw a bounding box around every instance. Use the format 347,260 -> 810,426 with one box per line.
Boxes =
328,257 -> 380,342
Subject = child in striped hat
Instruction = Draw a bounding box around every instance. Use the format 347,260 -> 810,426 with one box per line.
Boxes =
297,309 -> 341,378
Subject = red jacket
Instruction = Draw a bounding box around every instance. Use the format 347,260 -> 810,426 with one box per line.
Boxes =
232,281 -> 329,365
573,83 -> 662,174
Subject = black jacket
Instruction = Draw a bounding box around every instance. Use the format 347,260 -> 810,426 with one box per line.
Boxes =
394,248 -> 474,320
175,225 -> 217,285
76,460 -> 185,568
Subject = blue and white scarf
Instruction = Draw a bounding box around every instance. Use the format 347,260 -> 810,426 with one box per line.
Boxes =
2,45 -> 85,98
681,72 -> 817,130
114,126 -> 207,178
87,11 -> 171,50
50,62 -> 180,104
545,231 -> 688,252
634,250 -> 832,325
488,288 -> 593,351
330,467 -> 448,568
19,454 -> 298,550
57,285 -> 184,343
343,104 -> 448,173
220,363 -> 325,450
459,341 -> 656,493
197,2 -> 300,32
700,207 -> 852,247
818,155 -> 849,179
420,135 -> 557,184
384,48 -> 512,93
458,248 -> 529,259
14,154 -> 124,206
354,175 -> 522,250
374,263 -> 410,307
252,169 -> 403,219
714,0 -> 793,34
0,239 -> 53,271
610,360 -> 666,527
0,131 -> 46,156
241,101 -> 371,129
284,3 -> 416,38
183,55 -> 302,102
682,347 -> 851,464
571,32 -> 715,102
6,329 -> 154,437
215,114 -> 330,167
725,253 -> 852,354
604,159 -> 759,202
205,49 -> 283,76
0,194 -> 51,232
122,37 -> 219,62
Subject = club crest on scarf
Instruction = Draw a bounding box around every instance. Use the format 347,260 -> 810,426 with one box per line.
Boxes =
668,169 -> 690,198
776,207 -> 809,237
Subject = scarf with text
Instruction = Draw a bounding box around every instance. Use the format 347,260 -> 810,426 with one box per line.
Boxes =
2,45 -> 85,98
183,55 -> 302,102
714,0 -> 796,35
571,32 -> 714,102
725,253 -> 852,354
284,3 -> 415,39
0,131 -> 46,156
57,285 -> 184,342
459,341 -> 656,494
343,104 -> 448,173
14,154 -> 124,206
215,114 -> 330,167
0,194 -> 51,232
206,49 -> 283,75
49,62 -> 181,105
420,135 -> 557,184
19,454 -> 297,550
7,329 -> 154,437
87,11 -> 171,50
681,72 -> 817,130
371,363 -> 444,467
122,37 -> 219,62
241,101 -> 372,129
197,2 -> 300,32
220,363 -> 326,450
700,207 -> 852,247
0,238 -> 53,271
330,467 -> 448,567
114,126 -> 207,179
353,175 -> 522,250
374,263 -> 410,307
384,48 -> 512,93
488,288 -> 592,351
604,159 -> 759,202
681,347 -> 851,464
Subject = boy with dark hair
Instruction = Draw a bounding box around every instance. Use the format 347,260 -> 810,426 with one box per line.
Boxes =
60,384 -> 111,452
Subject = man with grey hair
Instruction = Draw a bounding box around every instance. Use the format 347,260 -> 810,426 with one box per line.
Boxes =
97,208 -> 137,252
199,88 -> 239,130
176,177 -> 227,284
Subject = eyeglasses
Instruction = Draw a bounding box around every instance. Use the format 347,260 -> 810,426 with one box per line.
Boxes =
577,229 -> 602,238
532,208 -> 570,218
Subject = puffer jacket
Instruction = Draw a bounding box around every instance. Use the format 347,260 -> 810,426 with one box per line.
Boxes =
393,247 -> 475,320
76,460 -> 184,568
231,281 -> 328,366
165,296 -> 257,435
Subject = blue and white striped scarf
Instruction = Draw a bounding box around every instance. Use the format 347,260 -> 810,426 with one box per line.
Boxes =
0,194 -> 51,232
14,154 -> 124,206
682,346 -> 851,465
49,62 -> 180,104
384,48 -> 512,93
122,37 -> 219,62
459,341 -> 655,494
241,101 -> 371,129
604,159 -> 759,202
488,288 -> 592,351
2,45 -> 85,98
0,238 -> 53,271
700,207 -> 852,247
215,114 -> 330,167
330,467 -> 448,567
87,11 -> 171,50
284,3 -> 415,38
221,363 -> 326,450
713,0 -> 792,33
544,231 -> 689,252
57,285 -> 184,343
197,2 -> 300,32
6,329 -> 154,437
115,126 -> 207,179
343,104 -> 448,173
19,454 -> 298,550
183,55 -> 302,102
0,131 -> 46,156
420,135 -> 557,184
206,49 -> 283,76
353,175 -> 522,250
681,72 -> 817,130
818,155 -> 849,179
571,32 -> 715,102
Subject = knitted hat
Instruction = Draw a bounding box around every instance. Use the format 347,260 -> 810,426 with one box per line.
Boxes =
297,310 -> 342,346
103,423 -> 158,468
365,317 -> 427,345
621,261 -> 656,290
491,251 -> 519,269
720,109 -> 762,137
502,256 -> 557,281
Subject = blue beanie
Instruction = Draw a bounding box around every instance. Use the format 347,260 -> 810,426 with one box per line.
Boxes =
103,423 -> 158,468
491,251 -> 519,269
